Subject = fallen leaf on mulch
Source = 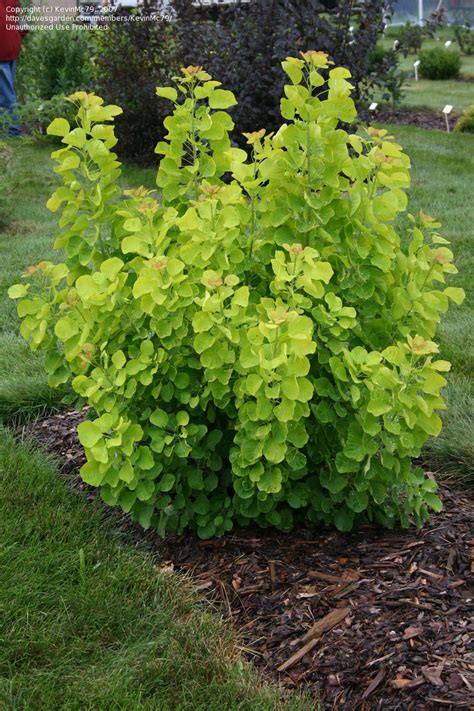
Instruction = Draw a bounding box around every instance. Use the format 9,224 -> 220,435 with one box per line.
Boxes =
392,675 -> 425,689
422,665 -> 444,687
402,626 -> 422,640
19,409 -> 474,710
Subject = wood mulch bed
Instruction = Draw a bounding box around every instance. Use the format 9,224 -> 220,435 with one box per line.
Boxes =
20,409 -> 474,710
361,107 -> 462,131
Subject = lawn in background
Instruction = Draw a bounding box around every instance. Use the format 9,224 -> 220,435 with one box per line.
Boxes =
380,25 -> 474,112
401,79 -> 473,113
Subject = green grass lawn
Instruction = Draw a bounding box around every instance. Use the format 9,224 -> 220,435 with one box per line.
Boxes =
400,78 -> 474,113
0,430 -> 309,710
0,142 -> 61,422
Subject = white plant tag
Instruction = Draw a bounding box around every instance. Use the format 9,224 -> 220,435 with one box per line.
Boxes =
414,59 -> 421,81
442,105 -> 453,133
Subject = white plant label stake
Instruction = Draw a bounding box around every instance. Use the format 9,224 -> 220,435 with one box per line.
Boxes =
443,104 -> 453,133
414,59 -> 421,81
369,102 -> 378,114
445,40 -> 452,48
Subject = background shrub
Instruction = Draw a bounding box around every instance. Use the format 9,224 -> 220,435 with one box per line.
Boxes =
419,48 -> 462,80
396,10 -> 445,55
454,23 -> 474,56
10,55 -> 463,538
398,21 -> 425,54
17,29 -> 94,102
15,28 -> 93,139
454,104 -> 474,133
17,94 -> 75,137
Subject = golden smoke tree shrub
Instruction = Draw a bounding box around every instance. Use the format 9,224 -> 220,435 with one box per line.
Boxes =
9,57 -> 464,537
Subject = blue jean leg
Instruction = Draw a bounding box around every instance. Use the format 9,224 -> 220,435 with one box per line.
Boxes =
0,61 -> 21,137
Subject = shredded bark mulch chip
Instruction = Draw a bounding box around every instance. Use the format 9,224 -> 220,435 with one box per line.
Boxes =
20,410 -> 474,710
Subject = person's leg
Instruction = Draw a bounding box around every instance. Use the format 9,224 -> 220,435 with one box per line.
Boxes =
0,61 -> 21,137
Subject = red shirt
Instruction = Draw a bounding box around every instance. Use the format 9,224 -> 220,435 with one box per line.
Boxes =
0,0 -> 24,61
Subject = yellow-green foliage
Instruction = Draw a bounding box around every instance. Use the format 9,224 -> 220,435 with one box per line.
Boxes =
454,105 -> 474,134
9,53 -> 464,537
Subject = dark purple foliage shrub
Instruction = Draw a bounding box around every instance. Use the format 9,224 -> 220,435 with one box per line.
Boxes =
95,0 -> 393,163
174,0 -> 393,141
93,9 -> 180,164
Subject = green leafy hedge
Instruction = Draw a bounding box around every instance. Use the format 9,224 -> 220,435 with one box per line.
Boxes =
419,48 -> 462,80
9,53 -> 464,537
